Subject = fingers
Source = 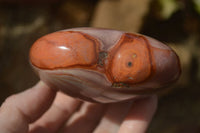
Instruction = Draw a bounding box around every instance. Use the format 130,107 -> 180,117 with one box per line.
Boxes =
29,92 -> 82,133
118,95 -> 158,133
93,101 -> 133,133
60,102 -> 106,133
0,81 -> 158,133
0,81 -> 56,133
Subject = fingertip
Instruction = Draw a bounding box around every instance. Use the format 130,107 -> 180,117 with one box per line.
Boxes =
135,95 -> 158,113
118,95 -> 158,133
31,81 -> 56,92
17,81 -> 57,122
126,95 -> 158,122
0,81 -> 57,133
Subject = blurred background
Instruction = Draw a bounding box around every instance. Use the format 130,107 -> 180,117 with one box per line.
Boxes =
0,0 -> 200,132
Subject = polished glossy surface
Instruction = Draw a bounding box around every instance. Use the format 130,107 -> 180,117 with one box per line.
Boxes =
30,31 -> 100,69
30,27 -> 181,103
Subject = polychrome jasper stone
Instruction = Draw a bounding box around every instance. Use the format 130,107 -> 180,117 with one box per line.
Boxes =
29,28 -> 181,103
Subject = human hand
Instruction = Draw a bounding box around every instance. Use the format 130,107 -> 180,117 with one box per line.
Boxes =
0,81 -> 157,133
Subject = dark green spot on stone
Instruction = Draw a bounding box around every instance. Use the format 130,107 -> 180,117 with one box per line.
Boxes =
112,82 -> 130,88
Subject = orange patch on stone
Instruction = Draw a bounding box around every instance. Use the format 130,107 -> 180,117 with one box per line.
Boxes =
30,31 -> 99,69
108,33 -> 152,84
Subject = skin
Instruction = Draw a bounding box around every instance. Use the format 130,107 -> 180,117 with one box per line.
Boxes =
0,81 -> 157,133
